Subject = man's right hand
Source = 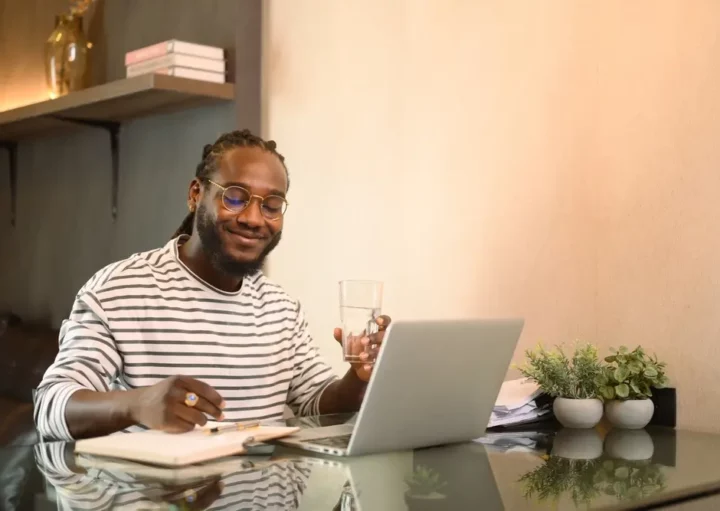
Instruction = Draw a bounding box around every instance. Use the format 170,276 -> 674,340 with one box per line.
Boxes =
128,375 -> 226,433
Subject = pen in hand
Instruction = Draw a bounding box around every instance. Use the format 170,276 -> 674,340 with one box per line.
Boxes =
205,421 -> 260,435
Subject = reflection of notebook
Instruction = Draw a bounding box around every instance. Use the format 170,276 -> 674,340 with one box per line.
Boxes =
74,452 -> 274,485
74,423 -> 299,467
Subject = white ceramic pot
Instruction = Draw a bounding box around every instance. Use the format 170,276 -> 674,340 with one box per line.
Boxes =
551,428 -> 603,460
553,397 -> 603,429
605,399 -> 655,429
604,429 -> 655,460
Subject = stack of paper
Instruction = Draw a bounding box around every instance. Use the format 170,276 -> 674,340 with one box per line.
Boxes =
488,379 -> 551,428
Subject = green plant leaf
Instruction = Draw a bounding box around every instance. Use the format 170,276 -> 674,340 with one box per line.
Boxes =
615,467 -> 630,479
600,386 -> 615,400
644,367 -> 658,378
605,355 -> 617,363
615,383 -> 630,398
614,366 -> 630,383
639,382 -> 652,397
627,360 -> 643,374
655,376 -> 669,389
630,381 -> 642,396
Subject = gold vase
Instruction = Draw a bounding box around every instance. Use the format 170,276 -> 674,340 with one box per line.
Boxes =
44,14 -> 89,99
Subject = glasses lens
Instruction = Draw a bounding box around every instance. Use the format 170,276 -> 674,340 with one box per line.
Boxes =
261,196 -> 288,219
222,186 -> 251,211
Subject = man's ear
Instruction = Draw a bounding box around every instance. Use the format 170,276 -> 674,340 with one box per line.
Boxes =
188,178 -> 203,211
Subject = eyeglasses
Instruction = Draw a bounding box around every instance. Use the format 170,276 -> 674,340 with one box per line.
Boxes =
206,180 -> 289,220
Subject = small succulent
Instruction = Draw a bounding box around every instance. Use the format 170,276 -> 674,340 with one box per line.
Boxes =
405,465 -> 447,498
597,346 -> 669,400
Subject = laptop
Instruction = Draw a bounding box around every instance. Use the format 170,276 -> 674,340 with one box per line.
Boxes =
276,318 -> 524,456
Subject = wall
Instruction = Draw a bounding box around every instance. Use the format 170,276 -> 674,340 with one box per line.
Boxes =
0,0 -> 260,325
0,0 -> 69,110
264,0 -> 720,432
590,2 -> 720,432
4,0 -> 719,432
263,0 -> 597,376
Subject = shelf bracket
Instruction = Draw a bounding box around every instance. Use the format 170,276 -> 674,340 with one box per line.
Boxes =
0,141 -> 18,227
50,116 -> 121,221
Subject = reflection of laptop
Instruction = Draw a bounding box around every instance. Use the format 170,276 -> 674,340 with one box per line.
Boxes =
284,443 -> 503,511
277,318 -> 524,456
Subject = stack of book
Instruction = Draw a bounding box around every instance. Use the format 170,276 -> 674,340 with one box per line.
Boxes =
125,40 -> 226,84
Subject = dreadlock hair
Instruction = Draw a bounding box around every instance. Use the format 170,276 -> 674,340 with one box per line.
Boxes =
172,129 -> 288,239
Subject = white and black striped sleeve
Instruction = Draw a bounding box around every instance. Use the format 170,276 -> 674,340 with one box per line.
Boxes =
34,290 -> 123,441
286,303 -> 337,417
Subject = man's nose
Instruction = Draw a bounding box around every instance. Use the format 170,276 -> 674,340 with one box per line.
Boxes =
237,197 -> 264,227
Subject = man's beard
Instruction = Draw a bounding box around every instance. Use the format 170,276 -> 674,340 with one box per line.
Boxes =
195,203 -> 281,279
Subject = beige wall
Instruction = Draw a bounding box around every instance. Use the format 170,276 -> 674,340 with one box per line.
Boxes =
263,0 -> 720,432
591,2 -> 720,432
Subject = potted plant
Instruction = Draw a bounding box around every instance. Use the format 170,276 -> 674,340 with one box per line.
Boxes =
517,343 -> 604,428
598,346 -> 669,429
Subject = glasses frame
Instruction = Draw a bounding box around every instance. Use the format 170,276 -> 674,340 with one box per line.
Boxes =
205,179 -> 289,221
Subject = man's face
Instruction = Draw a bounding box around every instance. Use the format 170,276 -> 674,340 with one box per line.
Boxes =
192,146 -> 287,277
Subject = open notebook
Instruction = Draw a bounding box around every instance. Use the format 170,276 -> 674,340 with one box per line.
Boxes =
74,422 -> 300,467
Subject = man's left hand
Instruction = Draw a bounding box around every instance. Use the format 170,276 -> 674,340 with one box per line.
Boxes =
333,315 -> 391,382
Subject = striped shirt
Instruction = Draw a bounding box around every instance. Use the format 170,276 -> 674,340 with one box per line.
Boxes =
34,237 -> 337,441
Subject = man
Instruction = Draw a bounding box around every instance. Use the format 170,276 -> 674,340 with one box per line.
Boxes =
34,129 -> 389,440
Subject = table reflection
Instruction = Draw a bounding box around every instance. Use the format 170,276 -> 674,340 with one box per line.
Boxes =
33,425 -> 712,511
514,427 -> 673,509
34,442 -> 311,510
35,439 -> 502,511
277,442 -> 503,511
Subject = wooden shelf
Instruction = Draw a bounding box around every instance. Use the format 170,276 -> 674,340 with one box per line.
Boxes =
0,74 -> 234,141
0,75 -> 234,225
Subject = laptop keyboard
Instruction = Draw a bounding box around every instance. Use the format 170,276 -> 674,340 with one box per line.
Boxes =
307,434 -> 352,448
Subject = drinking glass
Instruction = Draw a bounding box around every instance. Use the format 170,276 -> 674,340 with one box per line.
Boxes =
339,280 -> 383,362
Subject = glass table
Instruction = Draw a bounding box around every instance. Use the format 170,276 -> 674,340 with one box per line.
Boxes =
9,420 -> 720,510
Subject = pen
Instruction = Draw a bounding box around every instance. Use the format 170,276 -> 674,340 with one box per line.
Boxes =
206,421 -> 260,435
